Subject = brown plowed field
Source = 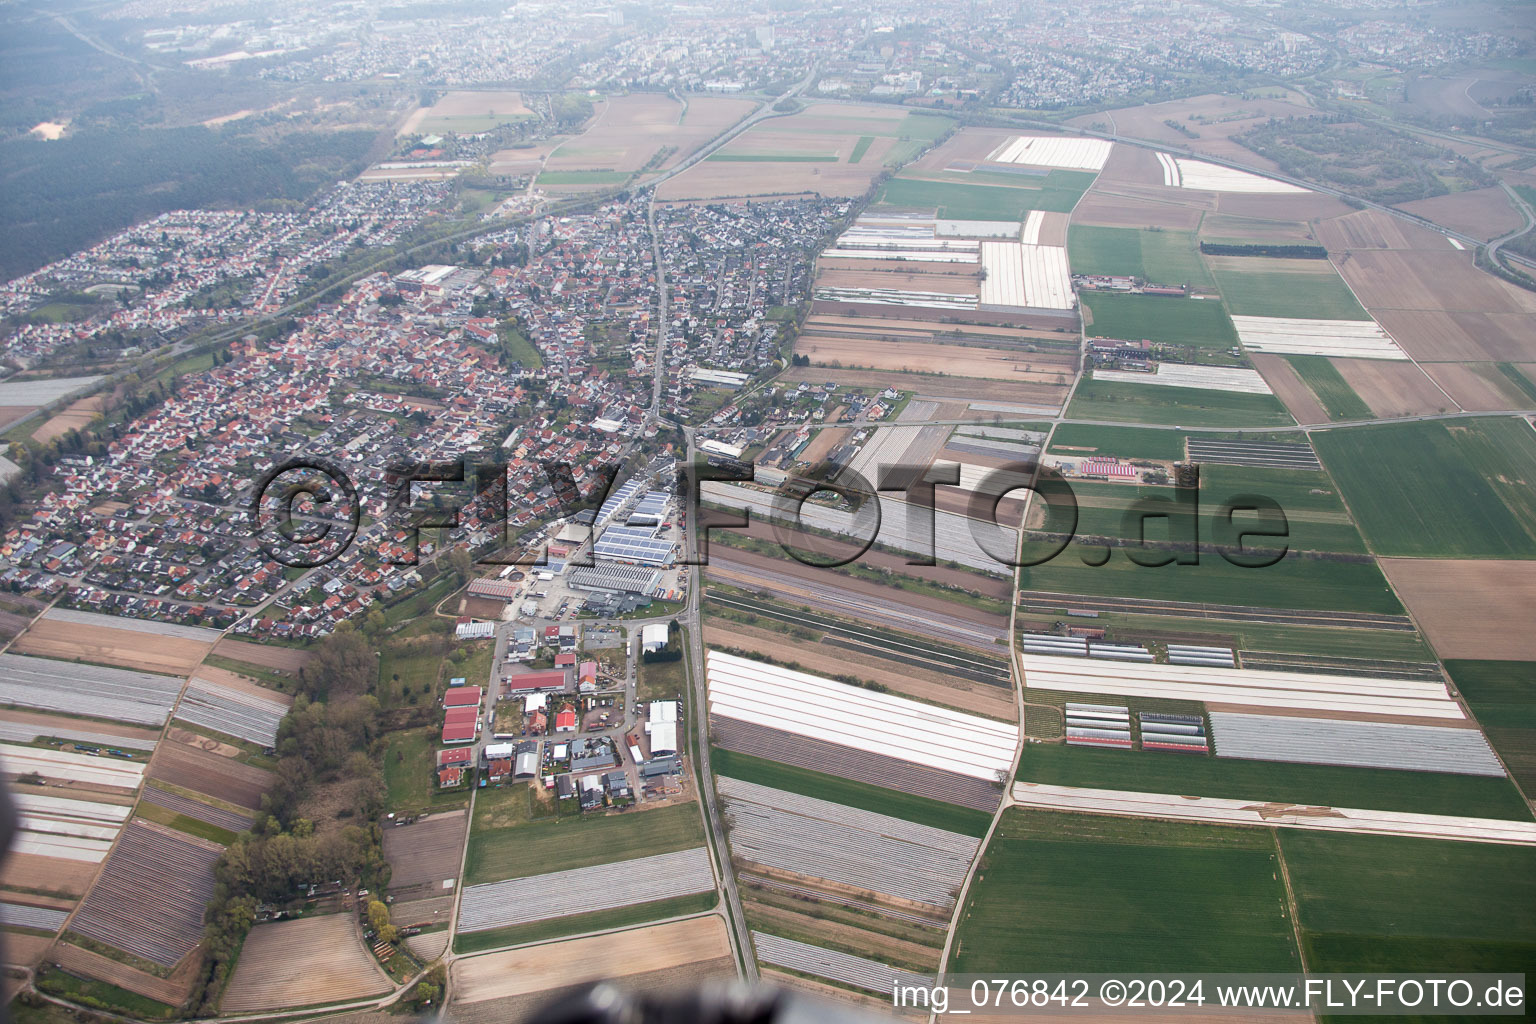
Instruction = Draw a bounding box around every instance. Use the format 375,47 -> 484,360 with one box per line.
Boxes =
1379,558 -> 1536,660
799,337 -> 1076,384
1033,211 -> 1070,246
34,396 -> 105,445
11,620 -> 208,677
807,315 -> 1057,340
392,895 -> 455,929
4,932 -> 52,967
451,916 -> 733,1006
1071,191 -> 1204,231
1200,215 -> 1317,243
1252,354 -> 1328,424
1335,249 -> 1536,314
1374,308 -> 1536,362
815,268 -> 979,295
1315,209 -> 1454,251
221,914 -> 391,1012
147,742 -> 272,810
1331,358 -> 1454,417
212,638 -> 311,673
705,618 -> 1014,719
545,95 -> 754,176
191,665 -> 293,704
1394,187 -> 1522,241
1420,362 -> 1529,412
1094,144 -> 1161,186
761,968 -> 928,1021
799,427 -> 851,464
50,941 -> 196,1005
0,852 -> 98,895
1213,191 -> 1352,221
745,902 -> 940,970
450,961 -> 739,1024
908,126 -> 1016,171
381,809 -> 468,901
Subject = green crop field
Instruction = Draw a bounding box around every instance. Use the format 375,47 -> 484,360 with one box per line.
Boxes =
876,172 -> 1091,219
1015,743 -> 1532,820
1209,261 -> 1369,319
1496,362 -> 1536,404
1068,227 -> 1212,288
465,801 -> 705,885
1445,660 -> 1536,794
1312,419 -> 1536,557
1284,355 -> 1373,420
1049,423 -> 1188,461
711,748 -> 992,837
1067,376 -> 1295,428
1080,292 -> 1239,348
849,136 -> 874,163
1019,541 -> 1403,613
1280,831 -> 1536,973
952,810 -> 1300,973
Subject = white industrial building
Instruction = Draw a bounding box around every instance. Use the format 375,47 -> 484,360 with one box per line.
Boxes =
647,699 -> 680,756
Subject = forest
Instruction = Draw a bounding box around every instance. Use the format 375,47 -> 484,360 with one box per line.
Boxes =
0,124 -> 379,279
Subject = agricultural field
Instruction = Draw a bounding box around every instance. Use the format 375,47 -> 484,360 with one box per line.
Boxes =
1312,419 -> 1536,558
1208,256 -> 1370,320
10,609 -> 215,679
874,172 -> 1094,221
1079,292 -> 1239,348
1445,660 -> 1536,794
220,914 -> 391,1011
1066,376 -> 1294,428
1013,741 -> 1531,821
1379,559 -> 1536,661
1048,423 -> 1187,461
146,736 -> 273,811
1282,355 -> 1373,420
464,799 -> 705,886
1279,831 -> 1536,973
1067,226 -> 1213,288
382,808 -> 468,902
400,90 -> 532,136
952,810 -> 1300,973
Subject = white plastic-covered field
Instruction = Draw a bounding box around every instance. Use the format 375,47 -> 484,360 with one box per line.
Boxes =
1011,782 -> 1536,846
718,777 -> 979,908
979,241 -> 1074,309
0,653 -> 184,726
813,286 -> 977,309
1020,210 -> 1046,245
1092,364 -> 1273,394
707,650 -> 1018,781
937,218 -> 1023,239
822,220 -> 981,263
1160,155 -> 1310,194
3,743 -> 147,788
175,676 -> 290,747
456,847 -> 715,933
753,931 -> 934,994
1210,712 -> 1504,776
42,607 -> 224,643
0,901 -> 69,933
12,792 -> 131,863
1017,653 -> 1465,720
1232,315 -> 1408,359
0,375 -> 104,407
988,135 -> 1112,171
700,482 -> 1017,574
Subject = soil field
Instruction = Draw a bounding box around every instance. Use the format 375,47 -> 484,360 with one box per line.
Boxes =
806,314 -> 1066,341
1420,361 -> 1529,411
550,95 -> 755,178
147,741 -> 272,810
798,427 -> 850,464
1335,249 -> 1536,316
1379,558 -> 1536,661
486,136 -> 569,175
1213,192 -> 1352,222
1251,353 -> 1328,424
1314,209 -> 1454,251
34,395 -> 105,444
1199,214 -> 1318,243
221,914 -> 391,1012
798,336 -> 1075,384
907,126 -> 1016,171
11,619 -> 210,677
1330,358 -> 1454,417
1092,144 -> 1161,186
211,638 -> 310,673
774,365 -> 1068,408
1394,186 -> 1521,241
4,931 -> 52,968
707,618 -> 1014,719
50,941 -> 194,1005
1373,308 -> 1536,362
381,809 -> 468,901
0,852 -> 98,895
391,895 -> 454,930
815,268 -> 979,295
451,916 -> 732,1006
1070,92 -> 1316,166
400,90 -> 531,136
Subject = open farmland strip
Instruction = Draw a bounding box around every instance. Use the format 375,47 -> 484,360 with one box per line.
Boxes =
14,793 -> 131,825
1184,438 -> 1321,471
1,744 -> 145,788
174,677 -> 288,747
752,931 -> 934,994
381,810 -> 468,899
1010,782 -> 1536,845
741,874 -> 948,927
0,901 -> 68,932
1209,712 -> 1505,775
220,914 -> 391,1012
0,719 -> 157,751
50,943 -> 190,1005
1016,590 -> 1412,629
1236,651 -> 1444,681
70,819 -> 220,966
40,608 -> 222,643
147,742 -> 272,810
710,718 -> 1001,810
456,846 -> 714,933
11,833 -> 112,862
141,786 -> 255,833
0,654 -> 183,726
719,777 -> 977,908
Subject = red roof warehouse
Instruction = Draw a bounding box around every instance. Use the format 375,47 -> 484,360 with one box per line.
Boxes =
444,685 -> 483,708
443,706 -> 479,745
502,670 -> 566,693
